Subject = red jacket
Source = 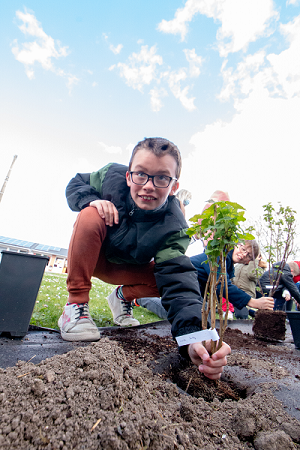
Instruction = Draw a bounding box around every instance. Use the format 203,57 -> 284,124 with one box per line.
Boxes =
293,261 -> 300,283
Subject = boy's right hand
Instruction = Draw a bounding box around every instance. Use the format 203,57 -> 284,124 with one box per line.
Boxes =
248,297 -> 274,310
90,200 -> 119,226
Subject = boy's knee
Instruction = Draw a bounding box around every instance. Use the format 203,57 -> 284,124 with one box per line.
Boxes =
77,206 -> 107,235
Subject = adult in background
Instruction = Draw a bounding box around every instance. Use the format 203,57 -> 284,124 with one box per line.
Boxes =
190,241 -> 274,313
259,261 -> 300,311
175,189 -> 192,217
232,255 -> 267,319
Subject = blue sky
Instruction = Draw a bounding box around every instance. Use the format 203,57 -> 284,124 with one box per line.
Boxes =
1,0 -> 300,254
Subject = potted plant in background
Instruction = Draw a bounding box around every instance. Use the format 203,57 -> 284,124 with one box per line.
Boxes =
250,203 -> 299,344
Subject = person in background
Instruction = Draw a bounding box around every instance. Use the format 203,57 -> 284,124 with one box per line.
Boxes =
175,189 -> 192,217
292,261 -> 300,283
190,241 -> 274,313
259,261 -> 300,311
232,255 -> 267,319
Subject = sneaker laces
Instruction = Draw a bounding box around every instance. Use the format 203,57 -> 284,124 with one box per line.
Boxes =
121,300 -> 133,316
74,303 -> 90,320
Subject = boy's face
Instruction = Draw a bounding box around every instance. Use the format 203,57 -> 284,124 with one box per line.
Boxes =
126,148 -> 179,210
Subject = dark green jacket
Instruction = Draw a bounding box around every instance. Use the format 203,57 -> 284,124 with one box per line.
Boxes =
66,163 -> 204,342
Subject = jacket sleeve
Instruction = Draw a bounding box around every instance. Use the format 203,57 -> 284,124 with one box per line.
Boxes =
66,173 -> 101,211
191,253 -> 251,310
154,230 -> 206,357
155,254 -> 205,358
220,278 -> 251,309
281,273 -> 300,302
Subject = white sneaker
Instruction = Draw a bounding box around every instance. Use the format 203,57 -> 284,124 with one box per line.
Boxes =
58,303 -> 100,342
107,288 -> 140,327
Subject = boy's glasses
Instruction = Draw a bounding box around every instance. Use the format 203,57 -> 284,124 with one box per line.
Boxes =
129,171 -> 177,188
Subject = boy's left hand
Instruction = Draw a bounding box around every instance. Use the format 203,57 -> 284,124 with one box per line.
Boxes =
90,200 -> 119,226
188,341 -> 231,380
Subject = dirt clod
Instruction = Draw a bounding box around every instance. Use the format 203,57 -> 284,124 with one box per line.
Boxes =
253,310 -> 287,341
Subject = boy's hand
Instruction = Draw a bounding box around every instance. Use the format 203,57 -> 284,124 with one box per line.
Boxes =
90,200 -> 119,226
248,297 -> 274,310
187,341 -> 231,380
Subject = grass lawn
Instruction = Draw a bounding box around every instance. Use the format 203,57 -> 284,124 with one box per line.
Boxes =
30,272 -> 163,330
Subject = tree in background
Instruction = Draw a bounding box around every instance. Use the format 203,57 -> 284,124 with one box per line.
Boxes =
247,202 -> 298,297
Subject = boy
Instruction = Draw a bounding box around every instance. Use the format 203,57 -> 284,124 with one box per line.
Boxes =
59,137 -> 230,380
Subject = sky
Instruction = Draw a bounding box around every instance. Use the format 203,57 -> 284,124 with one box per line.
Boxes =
1,0 -> 300,256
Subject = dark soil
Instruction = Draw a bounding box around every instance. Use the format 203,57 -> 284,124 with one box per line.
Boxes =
1,326 -> 300,450
253,310 -> 287,341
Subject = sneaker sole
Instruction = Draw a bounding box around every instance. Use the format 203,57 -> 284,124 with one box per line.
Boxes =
60,329 -> 100,342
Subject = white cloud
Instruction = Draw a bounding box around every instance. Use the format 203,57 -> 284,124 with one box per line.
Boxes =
112,44 -> 198,110
219,14 -> 300,103
150,87 -> 168,111
114,45 -> 163,91
179,11 -> 300,226
286,0 -> 300,5
165,69 -> 196,111
267,14 -> 300,98
184,48 -> 203,77
158,0 -> 278,56
180,86 -> 300,228
216,0 -> 278,57
98,142 -> 122,154
109,43 -> 123,55
12,10 -> 68,76
94,142 -> 132,167
11,9 -> 77,91
157,0 -> 206,41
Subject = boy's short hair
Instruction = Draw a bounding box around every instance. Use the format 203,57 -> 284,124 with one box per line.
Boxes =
243,240 -> 260,259
129,137 -> 182,179
288,261 -> 300,276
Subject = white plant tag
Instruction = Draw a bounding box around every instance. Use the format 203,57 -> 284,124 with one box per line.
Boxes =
175,328 -> 220,347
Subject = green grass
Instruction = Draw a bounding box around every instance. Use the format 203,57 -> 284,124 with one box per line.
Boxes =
30,272 -> 163,329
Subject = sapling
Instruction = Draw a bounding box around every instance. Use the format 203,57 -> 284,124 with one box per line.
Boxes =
187,201 -> 254,354
249,202 -> 298,297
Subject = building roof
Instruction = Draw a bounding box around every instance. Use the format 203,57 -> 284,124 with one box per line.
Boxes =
0,235 -> 68,258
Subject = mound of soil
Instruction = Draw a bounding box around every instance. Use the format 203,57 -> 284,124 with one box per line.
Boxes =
1,327 -> 300,449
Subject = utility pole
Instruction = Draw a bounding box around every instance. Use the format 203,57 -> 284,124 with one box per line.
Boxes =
0,155 -> 18,204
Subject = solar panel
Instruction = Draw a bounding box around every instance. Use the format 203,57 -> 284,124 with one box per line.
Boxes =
0,236 -> 61,252
35,244 -> 61,252
0,236 -> 35,247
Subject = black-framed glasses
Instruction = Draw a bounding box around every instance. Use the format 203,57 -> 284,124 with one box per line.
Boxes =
238,245 -> 253,260
129,171 -> 177,188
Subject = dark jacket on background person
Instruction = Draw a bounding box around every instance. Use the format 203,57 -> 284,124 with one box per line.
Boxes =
259,262 -> 300,303
66,163 -> 204,343
190,250 -> 252,309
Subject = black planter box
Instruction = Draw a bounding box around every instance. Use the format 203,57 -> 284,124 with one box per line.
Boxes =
287,311 -> 300,349
0,251 -> 49,337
